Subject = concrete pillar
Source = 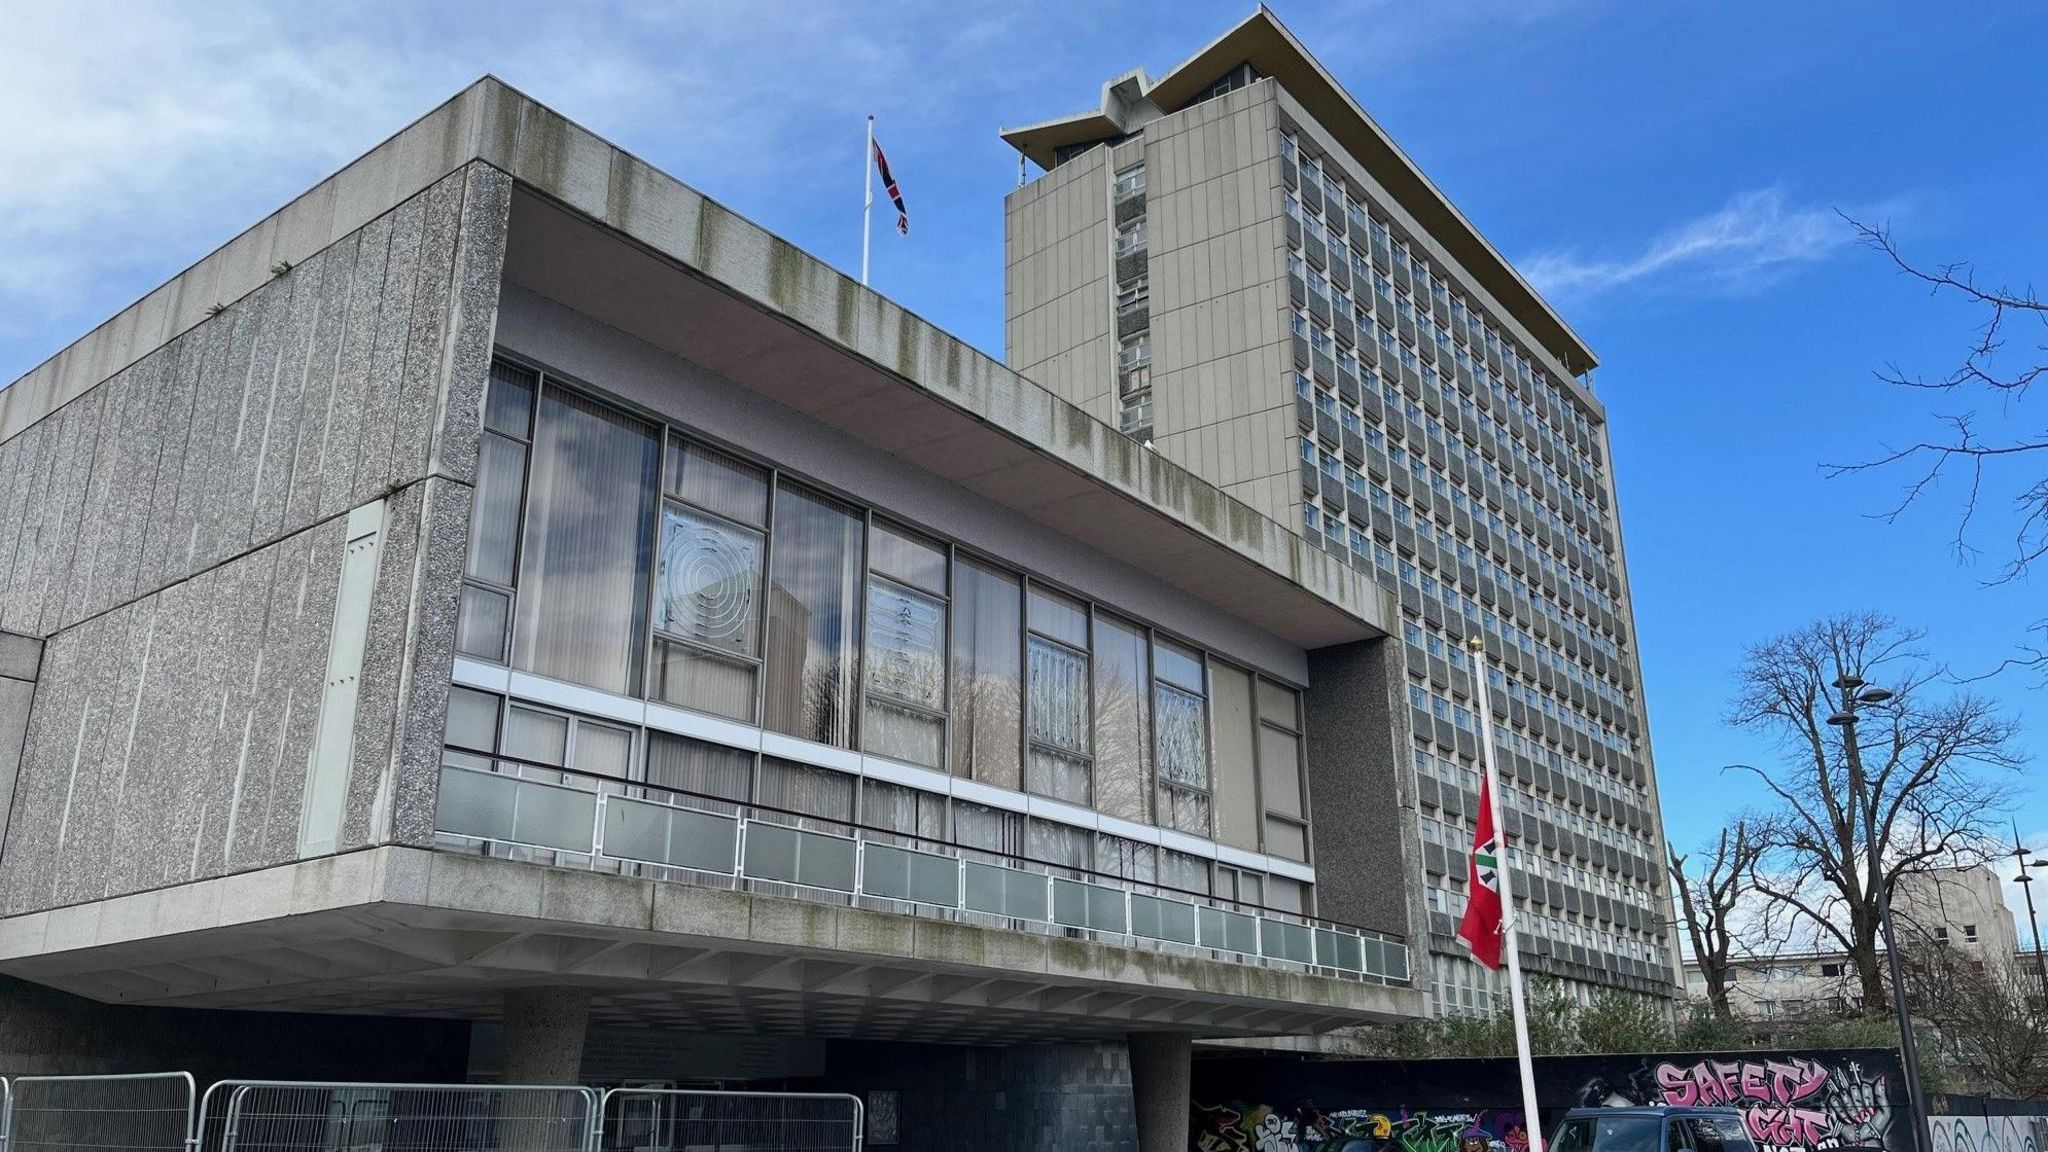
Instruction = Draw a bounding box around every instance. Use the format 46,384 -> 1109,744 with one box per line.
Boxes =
500,987 -> 590,1084
1127,1032 -> 1193,1152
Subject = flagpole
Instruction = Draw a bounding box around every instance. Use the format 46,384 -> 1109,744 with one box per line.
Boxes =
862,114 -> 875,286
1470,635 -> 1545,1152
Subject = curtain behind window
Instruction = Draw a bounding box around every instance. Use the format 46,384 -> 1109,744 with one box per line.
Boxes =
764,485 -> 864,747
512,387 -> 658,695
949,559 -> 1021,788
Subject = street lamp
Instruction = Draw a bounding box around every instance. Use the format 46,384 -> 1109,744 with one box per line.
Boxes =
1825,673 -> 1930,1152
2011,833 -> 2048,1006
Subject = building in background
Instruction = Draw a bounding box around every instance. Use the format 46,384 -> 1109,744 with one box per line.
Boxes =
0,71 -> 1430,1152
1000,9 -> 1676,1013
1681,864 -> 2024,1019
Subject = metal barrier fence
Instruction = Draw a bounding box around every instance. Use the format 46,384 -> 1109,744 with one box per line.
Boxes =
196,1082 -> 598,1152
598,1088 -> 862,1152
1,1073 -> 195,1152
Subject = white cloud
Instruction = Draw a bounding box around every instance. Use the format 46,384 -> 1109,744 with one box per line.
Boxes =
1519,186 -> 1856,302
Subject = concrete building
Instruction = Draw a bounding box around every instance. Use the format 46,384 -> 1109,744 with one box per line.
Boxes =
0,72 -> 1433,1152
999,9 -> 1676,1013
1682,865 -> 2024,1019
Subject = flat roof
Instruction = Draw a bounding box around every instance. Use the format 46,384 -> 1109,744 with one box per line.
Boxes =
999,6 -> 1599,377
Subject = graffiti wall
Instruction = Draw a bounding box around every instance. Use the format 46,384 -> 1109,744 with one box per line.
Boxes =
1926,1101 -> 2048,1152
1191,1049 -> 1912,1152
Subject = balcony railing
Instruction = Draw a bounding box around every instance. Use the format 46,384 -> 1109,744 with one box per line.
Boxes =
433,749 -> 1410,986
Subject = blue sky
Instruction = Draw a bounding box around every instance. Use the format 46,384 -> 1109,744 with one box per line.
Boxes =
4,1 -> 2042,929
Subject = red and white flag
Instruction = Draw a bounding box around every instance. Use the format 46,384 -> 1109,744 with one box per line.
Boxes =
1457,773 -> 1505,970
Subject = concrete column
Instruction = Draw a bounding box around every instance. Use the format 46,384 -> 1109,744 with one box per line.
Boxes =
1127,1032 -> 1193,1152
500,987 -> 590,1084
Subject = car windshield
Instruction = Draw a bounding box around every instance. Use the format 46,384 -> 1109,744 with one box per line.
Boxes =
1686,1117 -> 1757,1152
1587,1116 -> 1662,1152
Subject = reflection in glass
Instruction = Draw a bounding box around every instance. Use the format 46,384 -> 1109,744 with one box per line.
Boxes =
950,560 -> 1021,787
863,578 -> 946,767
764,485 -> 864,747
1026,636 -> 1091,804
1092,614 -> 1150,823
512,387 -> 659,695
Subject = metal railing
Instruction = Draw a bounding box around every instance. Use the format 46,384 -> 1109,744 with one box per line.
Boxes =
196,1082 -> 598,1152
432,749 -> 1409,985
597,1088 -> 862,1152
0,1073 -> 194,1152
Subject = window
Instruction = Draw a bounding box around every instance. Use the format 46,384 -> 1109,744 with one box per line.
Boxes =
1154,638 -> 1210,835
458,360 -> 538,661
1092,612 -> 1152,822
1113,164 -> 1146,201
863,522 -> 949,768
1115,220 -> 1147,257
511,382 -> 660,695
651,438 -> 769,722
1025,585 -> 1092,804
1117,276 -> 1149,314
949,558 -> 1021,787
1963,924 -> 1979,943
1820,962 -> 1843,978
764,483 -> 864,748
1257,679 -> 1307,861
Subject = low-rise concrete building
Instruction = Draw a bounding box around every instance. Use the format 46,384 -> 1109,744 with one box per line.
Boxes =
0,76 -> 1427,1150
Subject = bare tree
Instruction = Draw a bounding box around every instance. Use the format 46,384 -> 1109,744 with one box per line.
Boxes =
1728,612 -> 2025,1011
1669,820 -> 1763,1017
1829,219 -> 2048,677
1899,926 -> 2048,1097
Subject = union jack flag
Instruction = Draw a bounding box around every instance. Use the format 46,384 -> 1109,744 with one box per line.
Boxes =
873,138 -> 908,235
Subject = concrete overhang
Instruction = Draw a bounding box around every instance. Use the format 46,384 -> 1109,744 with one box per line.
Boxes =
0,75 -> 1393,648
0,848 -> 1421,1044
999,6 -> 1599,378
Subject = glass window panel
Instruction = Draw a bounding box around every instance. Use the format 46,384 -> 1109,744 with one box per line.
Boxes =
644,731 -> 753,814
1154,639 -> 1205,692
573,721 -> 633,779
1256,679 -> 1299,730
950,559 -> 1021,787
655,503 -> 763,657
1160,786 -> 1211,836
1091,613 -> 1151,824
1265,817 -> 1309,862
1027,818 -> 1090,873
436,767 -> 516,841
859,780 -> 946,842
651,638 -> 757,723
484,359 -> 536,438
757,757 -> 855,830
512,386 -> 659,696
1160,849 -> 1212,896
865,580 -> 945,710
765,485 -> 864,748
1155,683 -> 1208,790
1027,638 -> 1090,756
445,686 -> 501,753
1266,875 -> 1307,915
869,522 -> 947,596
1258,725 -> 1305,818
1095,836 -> 1156,884
952,801 -> 1023,858
455,584 -> 511,661
1026,585 -> 1089,648
466,434 -> 527,586
863,700 -> 943,770
1207,663 -> 1259,851
504,706 -> 567,767
515,780 -> 598,853
665,437 -> 768,527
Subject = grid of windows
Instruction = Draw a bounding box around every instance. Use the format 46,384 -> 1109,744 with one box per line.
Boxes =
1279,128 -> 1669,1005
1112,163 -> 1152,440
456,354 -> 1317,891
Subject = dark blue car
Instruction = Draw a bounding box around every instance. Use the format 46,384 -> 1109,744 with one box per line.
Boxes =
1550,1107 -> 1760,1152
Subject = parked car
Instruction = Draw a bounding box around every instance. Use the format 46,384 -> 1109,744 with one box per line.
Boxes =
1550,1107 -> 1759,1152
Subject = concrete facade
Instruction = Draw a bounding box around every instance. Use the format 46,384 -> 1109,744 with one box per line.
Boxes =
1001,10 -> 1677,1011
0,71 -> 1440,1152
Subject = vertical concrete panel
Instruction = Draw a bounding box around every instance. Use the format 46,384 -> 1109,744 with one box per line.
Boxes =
169,311 -> 245,580
319,216 -> 396,520
386,173 -> 463,490
56,603 -> 146,906
262,516 -> 345,864
161,565 -> 231,886
1303,636 -> 1420,940
352,195 -> 428,506
0,436 -> 29,608
0,617 -> 80,911
284,234 -> 362,530
199,542 -> 278,878
250,251 -> 330,545
98,354 -> 170,617
229,529 -> 310,870
388,478 -> 469,847
108,579 -> 185,896
339,481 -> 421,849
134,333 -> 202,597
216,278 -> 293,562
191,294 -> 267,573
429,164 -> 512,486
33,391 -> 108,637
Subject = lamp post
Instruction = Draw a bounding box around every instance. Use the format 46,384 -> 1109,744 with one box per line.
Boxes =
2012,833 -> 2048,1007
1824,674 -> 1930,1152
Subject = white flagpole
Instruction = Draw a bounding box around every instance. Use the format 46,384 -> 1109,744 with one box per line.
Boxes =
862,114 -> 875,286
1469,635 -> 1545,1152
